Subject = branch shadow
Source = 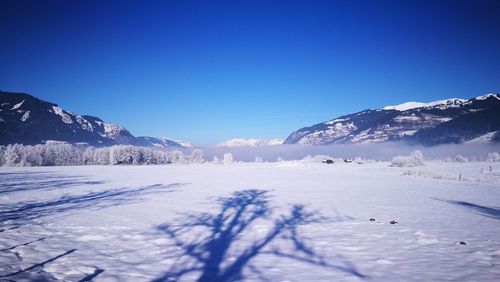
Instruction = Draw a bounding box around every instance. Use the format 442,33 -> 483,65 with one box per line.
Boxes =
434,198 -> 500,220
0,248 -> 76,279
78,267 -> 105,282
153,189 -> 365,281
0,183 -> 186,224
0,171 -> 52,177
0,236 -> 52,252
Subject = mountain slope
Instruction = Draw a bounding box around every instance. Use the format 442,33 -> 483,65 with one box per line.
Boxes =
0,91 -> 185,147
284,94 -> 500,145
136,136 -> 188,148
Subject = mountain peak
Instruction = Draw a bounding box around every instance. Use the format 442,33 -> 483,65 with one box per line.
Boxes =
474,93 -> 500,101
383,98 -> 466,111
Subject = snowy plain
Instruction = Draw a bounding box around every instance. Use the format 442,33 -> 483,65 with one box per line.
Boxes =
1,161 -> 499,281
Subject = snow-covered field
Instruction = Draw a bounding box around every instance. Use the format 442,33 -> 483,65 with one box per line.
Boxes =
1,162 -> 499,281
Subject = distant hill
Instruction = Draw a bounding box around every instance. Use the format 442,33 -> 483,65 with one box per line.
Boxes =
284,94 -> 500,145
0,91 -> 185,147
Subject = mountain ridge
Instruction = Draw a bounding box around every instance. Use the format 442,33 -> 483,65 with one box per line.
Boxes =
0,91 -> 186,148
284,93 -> 500,146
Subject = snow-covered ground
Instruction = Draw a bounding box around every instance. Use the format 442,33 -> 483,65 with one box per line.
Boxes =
1,161 -> 499,281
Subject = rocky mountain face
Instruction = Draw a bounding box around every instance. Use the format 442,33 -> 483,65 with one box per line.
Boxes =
0,91 -> 184,147
284,94 -> 500,146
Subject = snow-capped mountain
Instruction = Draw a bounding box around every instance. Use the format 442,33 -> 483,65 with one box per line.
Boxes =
284,94 -> 500,145
0,91 -> 185,147
136,136 -> 190,148
216,138 -> 284,147
168,138 -> 194,148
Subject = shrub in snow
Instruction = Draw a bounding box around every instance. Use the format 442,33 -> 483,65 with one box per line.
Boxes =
487,152 -> 500,162
354,157 -> 374,164
254,156 -> 264,163
403,168 -> 500,184
223,153 -> 234,165
391,150 -> 424,167
454,154 -> 468,162
402,169 -> 453,180
301,155 -> 334,164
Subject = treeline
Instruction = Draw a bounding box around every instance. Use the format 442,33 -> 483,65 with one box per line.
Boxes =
0,144 -> 205,167
1,143 -> 499,167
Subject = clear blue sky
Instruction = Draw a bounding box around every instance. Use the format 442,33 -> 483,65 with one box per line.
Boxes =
1,0 -> 499,145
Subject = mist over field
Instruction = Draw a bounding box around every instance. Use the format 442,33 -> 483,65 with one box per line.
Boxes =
204,143 -> 500,162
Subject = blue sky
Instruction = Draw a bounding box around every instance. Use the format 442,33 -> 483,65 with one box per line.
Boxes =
1,0 -> 499,145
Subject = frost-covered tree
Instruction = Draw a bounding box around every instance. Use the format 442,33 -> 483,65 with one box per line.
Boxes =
156,150 -> 170,164
212,156 -> 221,164
391,150 -> 424,167
190,149 -> 204,163
0,143 -> 208,167
223,153 -> 234,165
141,148 -> 156,165
487,152 -> 500,162
2,143 -> 82,166
3,144 -> 25,166
83,147 -> 96,165
109,145 -> 141,165
171,150 -> 184,164
48,144 -> 83,166
24,145 -> 44,166
0,145 -> 5,166
94,148 -> 111,165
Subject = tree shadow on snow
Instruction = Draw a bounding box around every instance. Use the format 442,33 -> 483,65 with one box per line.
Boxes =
434,198 -> 500,220
153,189 -> 365,281
0,171 -> 105,194
0,183 -> 186,224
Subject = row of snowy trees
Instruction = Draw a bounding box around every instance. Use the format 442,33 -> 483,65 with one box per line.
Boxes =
0,143 -> 83,166
1,143 -> 499,167
390,151 -> 500,167
85,146 -> 205,165
0,144 -> 206,167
